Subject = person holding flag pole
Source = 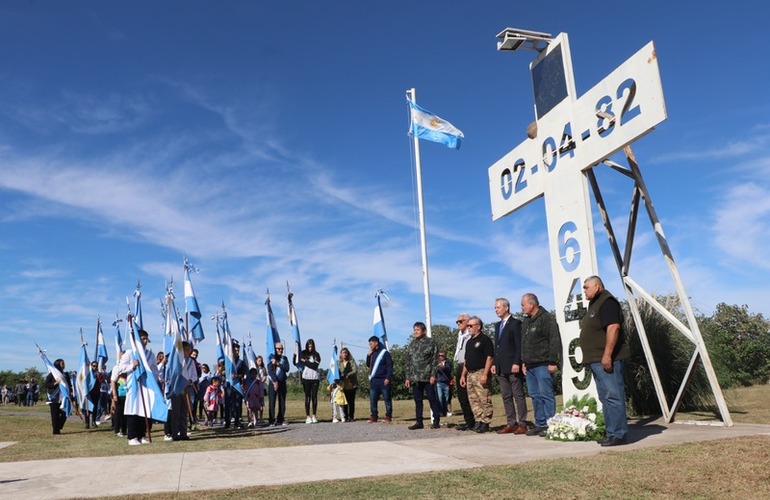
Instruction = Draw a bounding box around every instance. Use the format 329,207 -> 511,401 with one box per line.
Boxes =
75,328 -> 96,429
123,294 -> 168,445
38,343 -> 71,435
367,291 -> 394,423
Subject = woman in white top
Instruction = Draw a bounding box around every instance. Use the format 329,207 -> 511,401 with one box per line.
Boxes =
297,339 -> 321,423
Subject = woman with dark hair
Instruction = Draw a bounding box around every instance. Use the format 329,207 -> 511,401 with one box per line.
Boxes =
45,359 -> 68,435
297,339 -> 321,423
339,347 -> 359,421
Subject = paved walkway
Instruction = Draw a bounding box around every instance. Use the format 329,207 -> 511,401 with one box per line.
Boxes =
1,420 -> 768,499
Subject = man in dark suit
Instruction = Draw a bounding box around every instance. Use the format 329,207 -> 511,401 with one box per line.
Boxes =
492,297 -> 527,435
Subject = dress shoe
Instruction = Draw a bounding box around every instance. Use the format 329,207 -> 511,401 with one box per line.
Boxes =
600,435 -> 627,447
430,421 -> 440,429
474,422 -> 489,433
513,424 -> 527,435
368,416 -> 378,423
408,423 -> 424,430
497,424 -> 516,434
526,426 -> 548,437
382,416 -> 392,423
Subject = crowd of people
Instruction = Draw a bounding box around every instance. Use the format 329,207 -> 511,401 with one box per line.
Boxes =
1,379 -> 40,406
42,276 -> 630,447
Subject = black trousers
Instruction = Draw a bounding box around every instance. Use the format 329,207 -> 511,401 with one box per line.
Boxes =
302,379 -> 319,415
49,401 -> 67,434
268,381 -> 287,424
455,363 -> 475,427
343,388 -> 357,420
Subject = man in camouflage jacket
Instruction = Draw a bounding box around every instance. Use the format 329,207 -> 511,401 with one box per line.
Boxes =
404,322 -> 442,430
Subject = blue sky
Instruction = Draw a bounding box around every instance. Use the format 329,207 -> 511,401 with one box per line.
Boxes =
2,1 -> 769,373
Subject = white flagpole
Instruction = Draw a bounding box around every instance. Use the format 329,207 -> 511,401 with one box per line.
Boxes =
407,87 -> 433,337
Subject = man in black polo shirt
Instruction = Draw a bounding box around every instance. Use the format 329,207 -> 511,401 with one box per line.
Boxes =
459,316 -> 495,433
579,276 -> 630,446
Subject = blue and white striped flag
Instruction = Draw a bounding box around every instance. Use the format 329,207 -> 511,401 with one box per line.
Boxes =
265,293 -> 281,360
37,344 -> 72,417
95,318 -> 109,370
113,313 -> 124,361
287,287 -> 303,371
133,283 -> 144,332
184,261 -> 205,343
327,342 -> 340,385
246,336 -> 258,371
164,290 -> 188,398
76,335 -> 94,412
124,314 -> 168,422
408,99 -> 464,150
221,307 -> 243,396
373,290 -> 390,351
214,313 -> 225,362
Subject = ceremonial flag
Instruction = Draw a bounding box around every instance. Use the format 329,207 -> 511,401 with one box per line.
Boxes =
164,289 -> 188,398
133,282 -> 144,332
221,305 -> 243,396
265,292 -> 281,360
327,342 -> 340,385
373,290 -> 390,350
214,312 -> 224,362
113,313 -> 124,361
246,335 -> 257,371
75,330 -> 95,412
408,99 -> 464,150
287,284 -> 303,370
36,343 -> 72,417
95,318 -> 109,370
184,259 -> 205,343
124,312 -> 168,422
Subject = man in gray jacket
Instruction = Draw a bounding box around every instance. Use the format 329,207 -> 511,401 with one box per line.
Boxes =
521,293 -> 562,436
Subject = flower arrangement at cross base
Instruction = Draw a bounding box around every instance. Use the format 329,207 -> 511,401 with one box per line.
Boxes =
545,394 -> 605,442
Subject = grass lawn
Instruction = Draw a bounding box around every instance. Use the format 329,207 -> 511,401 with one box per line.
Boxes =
2,385 -> 769,499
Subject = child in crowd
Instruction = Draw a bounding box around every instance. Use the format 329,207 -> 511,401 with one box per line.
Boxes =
328,379 -> 348,423
204,376 -> 225,426
244,367 -> 264,428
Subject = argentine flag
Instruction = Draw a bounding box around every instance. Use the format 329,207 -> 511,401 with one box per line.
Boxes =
408,99 -> 464,150
373,298 -> 389,351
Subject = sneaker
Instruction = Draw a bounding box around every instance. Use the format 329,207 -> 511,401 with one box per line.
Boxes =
116,432 -> 125,437
311,415 -> 318,423
341,417 -> 346,422
332,418 -> 339,423
128,438 -> 141,446
368,416 -> 378,423
94,421 -> 101,427
164,434 -> 174,442
305,416 -> 313,424
382,416 -> 392,423
281,421 -> 288,426
140,437 -> 151,444
104,415 -> 112,421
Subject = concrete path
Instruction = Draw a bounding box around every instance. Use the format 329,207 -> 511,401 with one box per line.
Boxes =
0,420 -> 768,499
